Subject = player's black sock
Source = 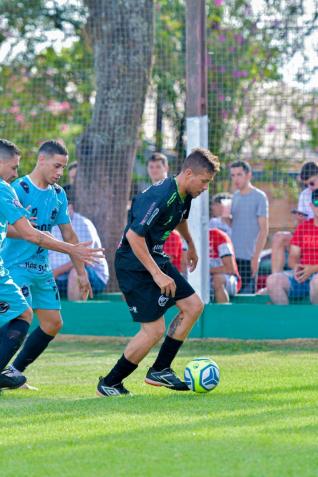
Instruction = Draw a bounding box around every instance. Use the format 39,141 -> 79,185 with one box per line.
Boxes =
0,318 -> 30,373
12,326 -> 55,372
103,354 -> 138,386
152,335 -> 184,371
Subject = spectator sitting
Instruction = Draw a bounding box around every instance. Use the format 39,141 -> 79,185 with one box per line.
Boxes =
49,185 -> 109,300
267,188 -> 318,304
209,228 -> 241,303
209,192 -> 232,237
230,160 -> 269,293
271,161 -> 318,274
163,230 -> 183,272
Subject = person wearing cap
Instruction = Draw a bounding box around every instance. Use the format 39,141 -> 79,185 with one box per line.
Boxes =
209,192 -> 232,237
267,188 -> 318,304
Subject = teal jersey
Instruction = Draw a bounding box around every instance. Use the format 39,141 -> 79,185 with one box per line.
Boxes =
1,175 -> 70,272
0,178 -> 29,277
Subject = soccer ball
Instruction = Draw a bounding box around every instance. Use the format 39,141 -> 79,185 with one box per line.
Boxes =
184,357 -> 220,393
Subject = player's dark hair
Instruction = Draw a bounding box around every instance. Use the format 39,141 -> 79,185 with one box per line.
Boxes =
67,161 -> 78,172
300,161 -> 318,181
38,140 -> 68,157
147,152 -> 168,167
230,160 -> 252,174
182,148 -> 220,175
0,138 -> 21,161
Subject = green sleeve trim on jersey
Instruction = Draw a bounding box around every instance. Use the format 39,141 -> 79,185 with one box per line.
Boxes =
174,178 -> 186,202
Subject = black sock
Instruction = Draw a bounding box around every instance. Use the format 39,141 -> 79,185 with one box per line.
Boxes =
103,354 -> 138,386
0,319 -> 30,372
12,326 -> 55,372
152,336 -> 184,371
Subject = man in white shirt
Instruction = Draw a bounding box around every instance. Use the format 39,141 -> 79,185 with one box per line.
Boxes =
49,185 -> 109,300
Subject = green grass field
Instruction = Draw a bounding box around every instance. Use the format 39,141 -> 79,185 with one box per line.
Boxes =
1,338 -> 318,477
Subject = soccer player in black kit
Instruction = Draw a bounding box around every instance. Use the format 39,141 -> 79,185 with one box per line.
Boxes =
97,148 -> 220,396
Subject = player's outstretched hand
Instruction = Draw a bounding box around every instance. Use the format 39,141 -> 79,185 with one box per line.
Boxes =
153,271 -> 176,298
70,241 -> 105,265
78,273 -> 93,300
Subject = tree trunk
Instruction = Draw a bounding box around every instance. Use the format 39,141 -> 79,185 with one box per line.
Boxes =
76,0 -> 154,290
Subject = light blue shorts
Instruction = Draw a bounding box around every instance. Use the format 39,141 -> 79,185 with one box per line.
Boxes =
0,272 -> 30,326
9,266 -> 61,311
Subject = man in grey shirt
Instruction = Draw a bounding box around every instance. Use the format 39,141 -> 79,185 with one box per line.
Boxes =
230,160 -> 269,293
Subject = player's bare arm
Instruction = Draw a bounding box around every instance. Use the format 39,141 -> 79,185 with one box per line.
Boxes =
126,228 -> 176,297
13,216 -> 104,265
59,222 -> 93,299
175,220 -> 198,272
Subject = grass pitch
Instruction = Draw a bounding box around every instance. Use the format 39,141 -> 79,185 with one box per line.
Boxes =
1,338 -> 317,477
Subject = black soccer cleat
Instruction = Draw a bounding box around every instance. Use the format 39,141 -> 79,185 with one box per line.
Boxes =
145,367 -> 190,391
0,370 -> 27,390
96,377 -> 131,397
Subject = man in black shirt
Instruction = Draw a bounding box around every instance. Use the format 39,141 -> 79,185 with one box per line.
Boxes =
97,148 -> 220,396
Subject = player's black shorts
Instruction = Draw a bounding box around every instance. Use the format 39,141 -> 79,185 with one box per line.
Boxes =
115,259 -> 195,323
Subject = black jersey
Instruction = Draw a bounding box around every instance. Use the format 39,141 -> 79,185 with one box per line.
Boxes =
116,177 -> 192,271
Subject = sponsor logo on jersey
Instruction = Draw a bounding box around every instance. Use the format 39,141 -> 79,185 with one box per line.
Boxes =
51,208 -> 58,220
128,306 -> 138,313
20,181 -> 30,193
0,301 -> 10,313
21,285 -> 30,297
158,295 -> 169,307
152,244 -> 164,253
146,207 -> 159,225
140,201 -> 157,225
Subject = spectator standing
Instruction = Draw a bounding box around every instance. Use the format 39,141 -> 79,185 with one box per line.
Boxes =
49,186 -> 109,300
230,160 -> 269,293
209,228 -> 241,303
267,189 -> 318,304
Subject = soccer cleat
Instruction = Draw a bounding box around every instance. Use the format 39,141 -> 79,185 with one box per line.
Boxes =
145,367 -> 190,391
1,366 -> 38,391
0,370 -> 27,390
96,377 -> 131,397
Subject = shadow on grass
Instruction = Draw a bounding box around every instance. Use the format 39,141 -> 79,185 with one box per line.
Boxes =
48,339 -> 318,359
1,382 -> 317,427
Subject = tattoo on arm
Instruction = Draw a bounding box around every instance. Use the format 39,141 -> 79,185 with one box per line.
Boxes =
168,312 -> 184,337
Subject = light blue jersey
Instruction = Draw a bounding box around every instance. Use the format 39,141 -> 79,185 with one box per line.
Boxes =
0,178 -> 28,277
2,175 -> 70,273
0,178 -> 30,324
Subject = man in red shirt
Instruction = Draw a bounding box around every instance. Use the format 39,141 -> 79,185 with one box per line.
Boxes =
209,228 -> 241,303
267,189 -> 318,304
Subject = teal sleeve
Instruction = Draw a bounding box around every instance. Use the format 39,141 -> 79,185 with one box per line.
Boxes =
0,185 -> 29,225
55,189 -> 71,225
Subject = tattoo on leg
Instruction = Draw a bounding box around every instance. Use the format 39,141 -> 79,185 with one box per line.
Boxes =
168,312 -> 184,337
